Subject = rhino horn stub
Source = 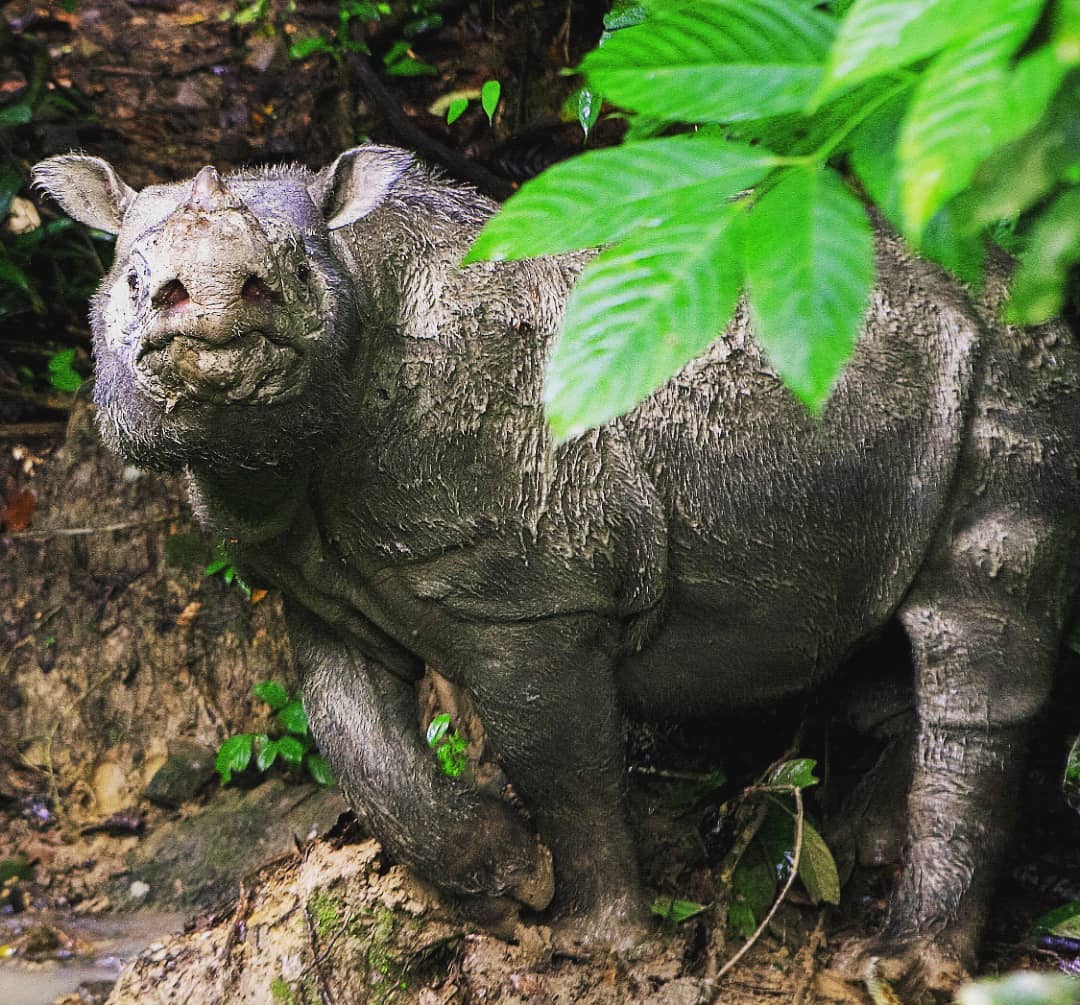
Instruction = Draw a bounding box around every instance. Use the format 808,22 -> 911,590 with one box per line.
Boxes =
187,165 -> 243,214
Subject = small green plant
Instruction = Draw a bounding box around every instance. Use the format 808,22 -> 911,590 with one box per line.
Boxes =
444,79 -> 501,126
205,541 -> 253,598
425,713 -> 468,778
216,681 -> 335,787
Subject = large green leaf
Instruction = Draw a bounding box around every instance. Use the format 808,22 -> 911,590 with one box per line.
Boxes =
544,205 -> 744,440
742,168 -> 874,409
464,135 -> 773,262
818,0 -> 1014,101
581,0 -> 835,123
899,5 -> 1059,235
957,973 -> 1080,1005
1005,188 -> 1080,324
798,819 -> 841,905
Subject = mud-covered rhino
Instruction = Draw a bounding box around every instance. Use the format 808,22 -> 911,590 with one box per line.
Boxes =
33,145 -> 1080,990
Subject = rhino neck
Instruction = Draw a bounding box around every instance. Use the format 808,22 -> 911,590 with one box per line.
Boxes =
186,462 -> 311,544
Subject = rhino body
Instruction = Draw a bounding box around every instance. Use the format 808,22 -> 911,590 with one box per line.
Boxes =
34,145 -> 1080,986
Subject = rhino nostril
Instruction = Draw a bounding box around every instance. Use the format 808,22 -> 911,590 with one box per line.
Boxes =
154,279 -> 190,310
241,275 -> 277,305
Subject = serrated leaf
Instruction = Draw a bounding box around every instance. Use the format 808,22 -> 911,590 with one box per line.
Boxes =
481,80 -> 501,124
957,973 -> 1080,1005
798,820 -> 841,905
582,0 -> 834,123
1005,188 -> 1080,324
305,752 -> 335,787
649,897 -> 708,924
446,96 -> 468,124
743,167 -> 873,409
1032,900 -> 1080,938
466,134 -> 773,263
769,758 -> 819,789
277,699 -> 309,736
818,0 -> 1010,102
275,734 -> 307,765
253,680 -> 289,710
899,5 -> 1055,235
544,204 -> 745,440
216,733 -> 254,785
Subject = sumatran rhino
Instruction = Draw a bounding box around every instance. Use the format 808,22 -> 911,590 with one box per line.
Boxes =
32,145 -> 1080,991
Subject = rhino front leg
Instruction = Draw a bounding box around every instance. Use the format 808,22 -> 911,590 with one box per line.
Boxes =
289,605 -> 554,911
462,614 -> 649,949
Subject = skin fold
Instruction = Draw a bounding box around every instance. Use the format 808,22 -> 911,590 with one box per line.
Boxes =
33,144 -> 1080,991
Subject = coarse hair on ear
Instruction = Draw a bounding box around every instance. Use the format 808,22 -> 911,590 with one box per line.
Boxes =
31,154 -> 136,235
308,145 -> 414,231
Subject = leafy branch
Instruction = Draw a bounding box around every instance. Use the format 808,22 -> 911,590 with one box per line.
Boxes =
466,0 -> 1080,440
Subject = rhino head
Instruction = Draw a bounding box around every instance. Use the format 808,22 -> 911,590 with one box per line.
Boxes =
32,147 -> 413,472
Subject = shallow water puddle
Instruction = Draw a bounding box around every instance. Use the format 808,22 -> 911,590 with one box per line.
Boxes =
0,911 -> 186,1005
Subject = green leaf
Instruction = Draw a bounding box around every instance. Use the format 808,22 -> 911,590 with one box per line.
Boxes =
732,843 -> 778,929
581,0 -> 835,123
289,36 -> 335,61
216,733 -> 254,785
957,973 -> 1080,1005
205,541 -> 232,576
426,712 -> 452,747
544,204 -> 745,441
275,734 -> 307,765
465,134 -> 773,262
742,167 -> 874,410
818,0 -> 1011,102
277,699 -> 309,736
727,900 -> 757,938
481,79 -> 501,125
798,820 -> 841,905
255,734 -> 279,772
446,96 -> 468,124
649,897 -> 708,924
1032,900 -> 1080,938
305,752 -> 335,787
1005,188 -> 1080,324
573,86 -> 602,140
899,4 -> 1056,235
253,680 -> 289,711
435,735 -> 468,777
0,104 -> 33,128
769,758 -> 819,789
47,348 -> 82,393
603,0 -> 648,32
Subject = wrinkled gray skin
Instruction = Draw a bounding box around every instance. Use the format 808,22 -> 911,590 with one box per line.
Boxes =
34,145 -> 1080,991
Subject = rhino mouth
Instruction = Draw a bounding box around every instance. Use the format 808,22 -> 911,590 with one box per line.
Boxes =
135,329 -> 307,406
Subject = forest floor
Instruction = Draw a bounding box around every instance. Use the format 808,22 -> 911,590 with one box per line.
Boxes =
2,1 -> 1080,1004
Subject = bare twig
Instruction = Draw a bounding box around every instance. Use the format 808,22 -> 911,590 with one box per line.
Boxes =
8,513 -> 183,540
0,422 -> 67,441
707,787 -> 805,1002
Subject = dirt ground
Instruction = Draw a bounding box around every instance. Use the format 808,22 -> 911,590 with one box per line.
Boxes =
3,1 -> 1080,1003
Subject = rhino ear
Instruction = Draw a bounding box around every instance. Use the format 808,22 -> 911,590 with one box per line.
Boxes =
31,154 -> 136,235
309,145 -> 413,231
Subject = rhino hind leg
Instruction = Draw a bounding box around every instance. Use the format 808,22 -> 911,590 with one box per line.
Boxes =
841,512 -> 1075,993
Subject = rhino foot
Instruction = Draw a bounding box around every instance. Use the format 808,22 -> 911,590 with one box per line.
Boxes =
831,933 -> 972,1004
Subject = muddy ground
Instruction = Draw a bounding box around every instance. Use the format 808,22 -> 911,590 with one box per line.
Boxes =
2,1 -> 1080,1003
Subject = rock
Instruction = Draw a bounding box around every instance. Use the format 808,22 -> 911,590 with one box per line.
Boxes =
142,741 -> 216,808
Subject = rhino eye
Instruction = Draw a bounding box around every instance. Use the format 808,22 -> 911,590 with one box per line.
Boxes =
127,271 -> 139,298
297,263 -> 311,285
